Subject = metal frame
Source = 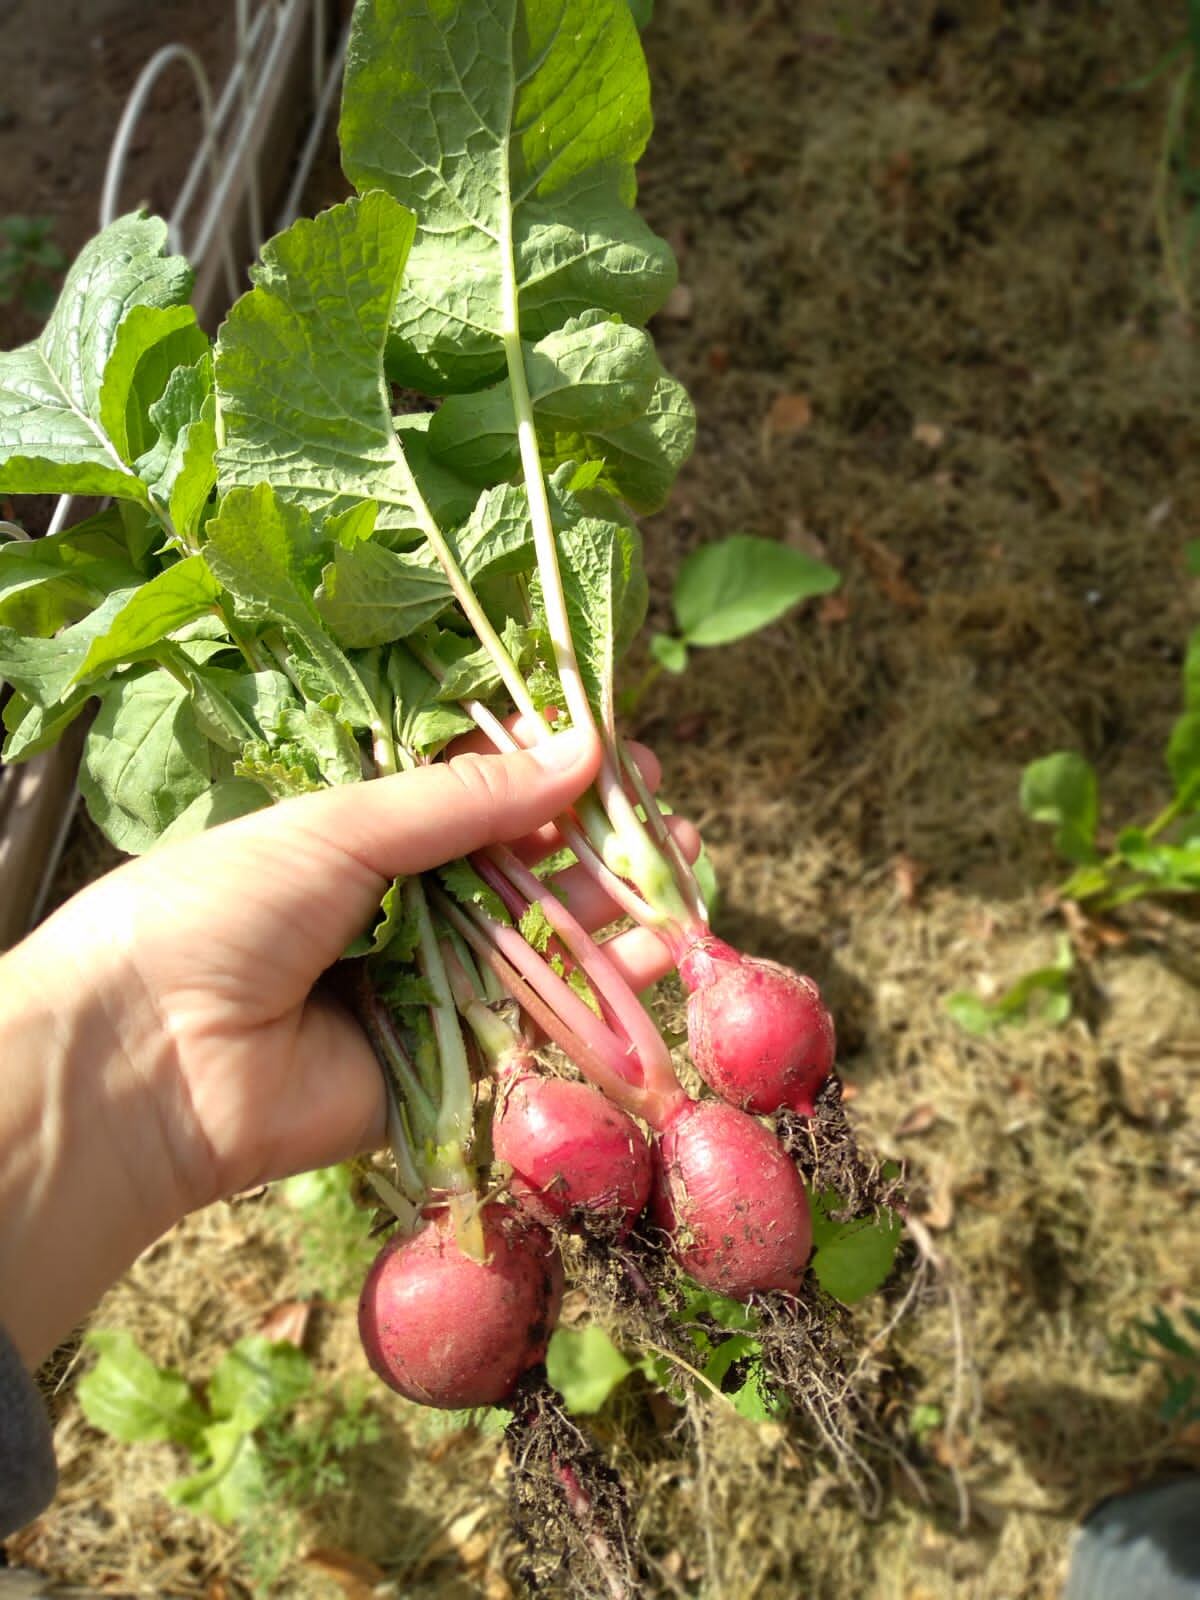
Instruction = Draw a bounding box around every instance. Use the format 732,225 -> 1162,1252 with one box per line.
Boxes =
2,0 -> 351,943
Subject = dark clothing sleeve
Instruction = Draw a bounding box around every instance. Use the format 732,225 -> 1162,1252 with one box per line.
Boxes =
0,1323 -> 56,1538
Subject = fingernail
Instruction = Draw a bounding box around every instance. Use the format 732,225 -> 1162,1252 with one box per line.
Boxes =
527,728 -> 588,770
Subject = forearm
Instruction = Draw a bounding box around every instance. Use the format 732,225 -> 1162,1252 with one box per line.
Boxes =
0,923 -> 189,1367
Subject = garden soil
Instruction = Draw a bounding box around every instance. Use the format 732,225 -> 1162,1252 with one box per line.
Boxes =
4,2 -> 1200,1597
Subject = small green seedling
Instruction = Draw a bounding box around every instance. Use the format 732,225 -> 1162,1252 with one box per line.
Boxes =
77,1326 -> 381,1590
1126,2 -> 1200,314
1113,1304 -> 1200,1427
274,1163 -> 379,1301
944,936 -> 1075,1036
1018,627 -> 1200,913
78,1328 -> 314,1525
623,534 -> 839,712
0,215 -> 66,318
545,1192 -> 901,1420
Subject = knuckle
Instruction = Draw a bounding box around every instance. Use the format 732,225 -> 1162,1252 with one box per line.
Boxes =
443,750 -> 516,826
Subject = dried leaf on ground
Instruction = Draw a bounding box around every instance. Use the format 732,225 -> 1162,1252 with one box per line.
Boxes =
846,525 -> 924,611
304,1546 -> 388,1598
257,1300 -> 312,1348
763,391 -> 813,448
895,1103 -> 940,1138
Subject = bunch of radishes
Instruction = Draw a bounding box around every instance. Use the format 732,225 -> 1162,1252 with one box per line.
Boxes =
355,820 -> 839,1409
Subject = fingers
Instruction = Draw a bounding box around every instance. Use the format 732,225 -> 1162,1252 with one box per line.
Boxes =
155,728 -> 604,978
447,708 -> 557,760
594,924 -> 680,994
543,816 -> 701,932
274,726 -> 600,880
505,741 -> 664,867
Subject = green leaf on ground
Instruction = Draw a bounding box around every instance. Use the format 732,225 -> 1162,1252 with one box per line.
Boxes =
208,1338 -> 312,1432
1182,628 -> 1200,711
78,1330 -> 208,1452
1116,826 -> 1200,889
649,633 -> 688,673
945,937 -> 1074,1036
168,1420 -> 267,1525
1019,752 -> 1100,864
1167,711 -> 1200,805
546,1326 -> 633,1414
673,535 -> 840,648
809,1191 -> 903,1305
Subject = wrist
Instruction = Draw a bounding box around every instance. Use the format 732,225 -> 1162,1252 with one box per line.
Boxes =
0,915 -> 194,1366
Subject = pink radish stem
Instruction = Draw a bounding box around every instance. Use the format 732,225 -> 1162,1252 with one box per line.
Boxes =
481,843 -> 680,1105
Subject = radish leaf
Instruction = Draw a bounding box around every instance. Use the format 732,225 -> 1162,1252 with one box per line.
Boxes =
204,485 -> 378,731
427,314 -> 659,484
339,0 -> 675,393
99,303 -> 208,466
0,522 -> 139,635
0,214 -> 193,502
216,192 -> 432,537
71,555 -> 223,683
317,540 -> 452,648
447,484 -> 536,583
135,356 -> 217,541
156,779 -> 272,846
387,648 -> 475,757
553,362 -> 695,513
79,668 -> 213,853
0,585 -> 141,712
649,633 -> 688,674
437,860 -> 511,925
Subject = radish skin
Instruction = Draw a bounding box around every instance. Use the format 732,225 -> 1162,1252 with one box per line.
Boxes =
679,937 -> 835,1116
653,1100 -> 812,1298
358,1206 -> 563,1407
493,1071 -> 653,1236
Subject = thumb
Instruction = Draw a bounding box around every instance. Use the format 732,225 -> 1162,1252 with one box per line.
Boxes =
181,725 -> 603,966
276,724 -> 601,880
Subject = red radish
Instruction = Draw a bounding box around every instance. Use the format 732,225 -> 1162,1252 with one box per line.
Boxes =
653,1100 -> 812,1298
493,1071 -> 652,1236
359,1205 -> 563,1408
679,937 -> 836,1116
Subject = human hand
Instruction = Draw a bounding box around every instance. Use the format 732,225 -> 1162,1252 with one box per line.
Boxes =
0,727 -> 695,1363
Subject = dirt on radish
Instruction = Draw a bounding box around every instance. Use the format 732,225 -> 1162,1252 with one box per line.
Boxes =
8,1 -> 1200,1597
